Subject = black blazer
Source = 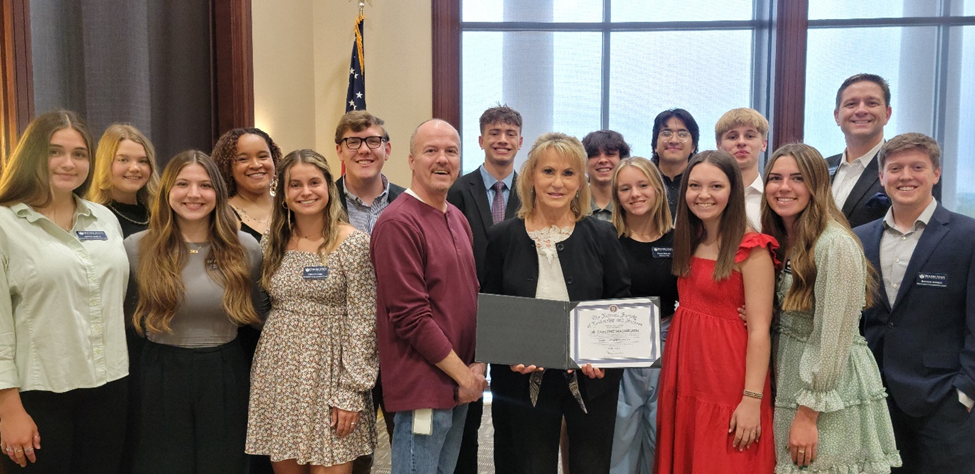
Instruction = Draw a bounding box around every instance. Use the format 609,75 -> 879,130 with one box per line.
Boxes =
335,176 -> 405,213
826,150 -> 942,229
482,217 -> 631,402
855,204 -> 975,418
447,169 -> 521,284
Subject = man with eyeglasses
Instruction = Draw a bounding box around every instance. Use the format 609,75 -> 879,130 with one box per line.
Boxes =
334,110 -> 406,474
334,111 -> 407,236
650,109 -> 700,218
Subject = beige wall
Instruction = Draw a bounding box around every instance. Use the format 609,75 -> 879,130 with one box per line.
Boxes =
253,0 -> 432,186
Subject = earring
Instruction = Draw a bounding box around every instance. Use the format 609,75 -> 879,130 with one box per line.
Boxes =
287,209 -> 293,233
269,178 -> 277,197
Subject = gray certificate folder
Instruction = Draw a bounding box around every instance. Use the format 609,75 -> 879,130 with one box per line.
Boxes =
475,293 -> 580,370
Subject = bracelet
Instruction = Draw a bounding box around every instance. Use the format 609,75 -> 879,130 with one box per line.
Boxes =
743,389 -> 763,400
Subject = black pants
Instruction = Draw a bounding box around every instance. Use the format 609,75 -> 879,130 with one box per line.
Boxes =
1,378 -> 128,473
133,339 -> 249,474
494,369 -> 620,474
889,392 -> 975,473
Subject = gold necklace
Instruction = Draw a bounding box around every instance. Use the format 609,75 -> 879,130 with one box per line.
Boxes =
232,205 -> 269,226
108,201 -> 149,226
187,242 -> 208,254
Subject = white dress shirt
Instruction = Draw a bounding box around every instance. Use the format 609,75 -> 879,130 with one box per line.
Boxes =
832,140 -> 885,210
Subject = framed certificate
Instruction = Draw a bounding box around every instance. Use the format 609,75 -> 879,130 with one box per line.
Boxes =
569,298 -> 661,368
476,294 -> 661,369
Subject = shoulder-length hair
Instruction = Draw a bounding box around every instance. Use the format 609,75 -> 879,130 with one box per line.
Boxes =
761,143 -> 875,311
0,110 -> 94,207
611,157 -> 672,238
516,132 -> 592,221
211,127 -> 283,197
262,149 -> 348,289
134,150 -> 260,335
672,150 -> 746,280
86,123 -> 160,206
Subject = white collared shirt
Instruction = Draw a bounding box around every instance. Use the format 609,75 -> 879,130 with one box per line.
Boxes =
832,140 -> 885,209
745,174 -> 764,231
0,199 -> 129,392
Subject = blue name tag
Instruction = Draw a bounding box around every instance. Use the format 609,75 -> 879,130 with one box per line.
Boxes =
76,230 -> 108,241
651,247 -> 672,259
303,266 -> 329,280
916,272 -> 947,288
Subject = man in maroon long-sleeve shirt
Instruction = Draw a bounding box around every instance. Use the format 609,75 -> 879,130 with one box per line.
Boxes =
370,119 -> 487,473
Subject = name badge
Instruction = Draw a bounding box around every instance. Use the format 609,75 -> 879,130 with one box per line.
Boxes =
651,247 -> 672,259
76,230 -> 108,241
783,259 -> 792,274
303,266 -> 329,280
916,272 -> 947,288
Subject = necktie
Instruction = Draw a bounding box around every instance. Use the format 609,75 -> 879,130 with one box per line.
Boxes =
491,181 -> 505,224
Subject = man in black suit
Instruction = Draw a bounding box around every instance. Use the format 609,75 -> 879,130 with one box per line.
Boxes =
333,110 -> 405,474
826,73 -> 893,228
855,133 -> 975,473
446,105 -> 524,474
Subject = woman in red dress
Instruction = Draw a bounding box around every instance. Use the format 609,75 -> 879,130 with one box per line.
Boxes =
655,150 -> 776,473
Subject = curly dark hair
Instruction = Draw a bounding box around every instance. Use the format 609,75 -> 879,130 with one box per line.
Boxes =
211,127 -> 283,196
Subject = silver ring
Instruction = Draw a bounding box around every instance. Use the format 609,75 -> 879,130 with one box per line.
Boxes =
24,447 -> 32,453
14,448 -> 22,453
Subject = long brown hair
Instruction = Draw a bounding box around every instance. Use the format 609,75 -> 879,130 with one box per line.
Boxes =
611,157 -> 672,238
761,143 -> 875,311
134,150 -> 260,335
672,150 -> 746,280
0,110 -> 94,207
261,149 -> 347,289
87,123 -> 160,206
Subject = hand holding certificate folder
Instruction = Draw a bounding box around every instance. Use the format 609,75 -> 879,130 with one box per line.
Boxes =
476,294 -> 662,369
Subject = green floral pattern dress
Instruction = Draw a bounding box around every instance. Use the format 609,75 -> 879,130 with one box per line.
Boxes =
772,223 -> 901,473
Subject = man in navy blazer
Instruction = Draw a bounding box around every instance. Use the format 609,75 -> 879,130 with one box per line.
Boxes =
446,105 -> 523,474
855,133 -> 975,473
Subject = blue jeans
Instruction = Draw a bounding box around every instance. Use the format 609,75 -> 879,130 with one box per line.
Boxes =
610,316 -> 671,474
391,405 -> 469,474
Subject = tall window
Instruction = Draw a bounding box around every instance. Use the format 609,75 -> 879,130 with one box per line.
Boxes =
454,0 -> 975,217
460,0 -> 773,175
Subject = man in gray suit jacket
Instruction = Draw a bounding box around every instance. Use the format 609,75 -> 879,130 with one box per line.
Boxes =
855,133 -> 974,473
446,105 -> 524,474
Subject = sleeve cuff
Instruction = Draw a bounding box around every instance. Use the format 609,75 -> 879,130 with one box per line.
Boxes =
795,387 -> 846,413
959,388 -> 974,411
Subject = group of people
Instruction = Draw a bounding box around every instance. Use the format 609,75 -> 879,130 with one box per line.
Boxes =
0,71 -> 969,474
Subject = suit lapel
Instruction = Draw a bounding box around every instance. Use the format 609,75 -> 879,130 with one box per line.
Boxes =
467,174 -> 494,231
504,173 -> 521,219
862,222 -> 892,312
891,205 -> 950,310
842,153 -> 880,216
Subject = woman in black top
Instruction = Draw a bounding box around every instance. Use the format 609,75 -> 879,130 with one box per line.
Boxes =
86,123 -> 160,237
483,132 -> 630,473
608,157 -> 678,474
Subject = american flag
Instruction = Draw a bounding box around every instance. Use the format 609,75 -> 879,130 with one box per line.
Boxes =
346,15 -> 366,112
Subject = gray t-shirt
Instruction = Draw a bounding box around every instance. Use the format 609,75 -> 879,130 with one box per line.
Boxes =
125,230 -> 265,348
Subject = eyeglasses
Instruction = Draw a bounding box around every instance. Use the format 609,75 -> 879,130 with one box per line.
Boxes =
660,129 -> 691,142
342,136 -> 386,150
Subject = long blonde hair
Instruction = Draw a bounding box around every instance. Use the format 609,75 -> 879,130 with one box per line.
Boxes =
0,110 -> 93,207
261,149 -> 347,289
134,150 -> 260,335
761,143 -> 875,311
87,124 -> 160,207
611,157 -> 672,238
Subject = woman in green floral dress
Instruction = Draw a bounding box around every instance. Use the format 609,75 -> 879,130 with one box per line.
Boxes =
761,143 -> 901,473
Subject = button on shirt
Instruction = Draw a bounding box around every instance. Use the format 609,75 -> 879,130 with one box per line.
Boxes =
832,140 -> 884,210
745,175 -> 764,231
879,199 -> 937,305
345,175 -> 393,235
0,200 -> 129,393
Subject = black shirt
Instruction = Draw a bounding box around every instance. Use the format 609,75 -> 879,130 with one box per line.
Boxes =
619,230 -> 678,318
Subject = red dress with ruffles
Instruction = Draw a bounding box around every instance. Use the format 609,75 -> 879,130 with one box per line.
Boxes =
654,233 -> 778,474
